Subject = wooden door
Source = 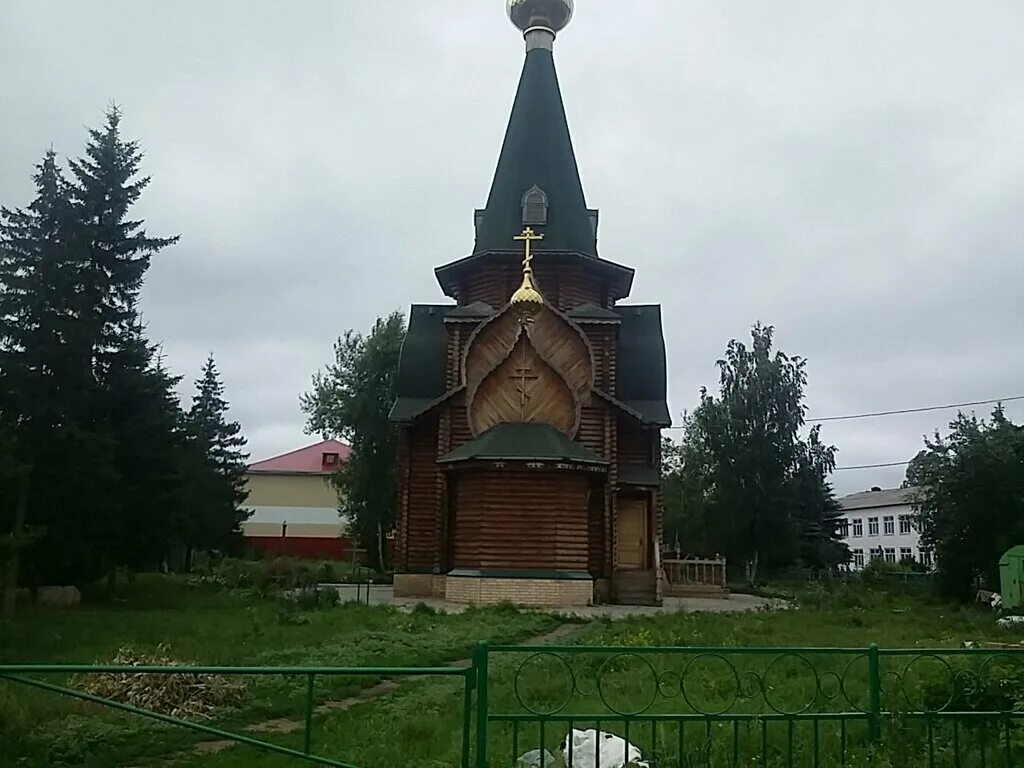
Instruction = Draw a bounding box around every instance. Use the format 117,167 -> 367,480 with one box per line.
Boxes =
617,498 -> 647,569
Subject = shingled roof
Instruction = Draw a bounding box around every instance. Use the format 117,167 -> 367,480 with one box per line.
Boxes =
438,422 -> 606,466
390,303 -> 671,427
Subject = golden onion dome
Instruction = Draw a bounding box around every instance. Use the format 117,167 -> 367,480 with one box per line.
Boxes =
510,268 -> 544,318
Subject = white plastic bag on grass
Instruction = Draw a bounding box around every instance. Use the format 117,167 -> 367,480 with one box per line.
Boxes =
561,728 -> 649,768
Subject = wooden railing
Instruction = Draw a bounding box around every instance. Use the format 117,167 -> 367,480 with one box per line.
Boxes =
661,556 -> 728,593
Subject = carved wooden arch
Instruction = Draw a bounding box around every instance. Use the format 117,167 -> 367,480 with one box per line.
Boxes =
461,301 -> 595,437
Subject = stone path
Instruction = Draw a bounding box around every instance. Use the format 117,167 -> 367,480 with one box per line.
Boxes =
168,621 -> 587,763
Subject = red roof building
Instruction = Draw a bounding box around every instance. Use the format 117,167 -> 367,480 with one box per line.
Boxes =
242,439 -> 354,560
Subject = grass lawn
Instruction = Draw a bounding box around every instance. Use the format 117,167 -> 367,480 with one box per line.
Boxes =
2,579 -> 1022,767
0,575 -> 562,767
179,582 -> 1024,768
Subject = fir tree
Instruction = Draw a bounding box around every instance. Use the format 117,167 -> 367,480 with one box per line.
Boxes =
183,355 -> 249,562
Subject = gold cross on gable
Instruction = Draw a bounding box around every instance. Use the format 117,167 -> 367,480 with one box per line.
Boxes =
513,226 -> 544,271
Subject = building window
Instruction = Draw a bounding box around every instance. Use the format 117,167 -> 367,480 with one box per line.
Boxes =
883,516 -> 894,536
870,547 -> 883,561
838,519 -> 850,538
853,549 -> 864,568
884,548 -> 896,564
521,185 -> 548,225
322,452 -> 339,470
899,515 -> 912,535
868,517 -> 879,536
899,547 -> 913,562
852,518 -> 863,537
920,548 -> 933,567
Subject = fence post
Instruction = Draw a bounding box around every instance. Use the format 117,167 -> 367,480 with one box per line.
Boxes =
474,641 -> 489,768
461,665 -> 474,768
868,643 -> 881,743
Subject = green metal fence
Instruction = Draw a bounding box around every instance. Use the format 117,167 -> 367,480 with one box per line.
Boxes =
4,644 -> 1023,767
478,643 -> 1024,767
0,662 -> 474,768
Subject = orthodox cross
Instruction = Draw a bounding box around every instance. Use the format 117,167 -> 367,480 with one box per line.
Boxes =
513,226 -> 544,271
510,339 -> 539,417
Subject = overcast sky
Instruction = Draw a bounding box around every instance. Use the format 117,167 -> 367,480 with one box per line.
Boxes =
2,1 -> 1022,496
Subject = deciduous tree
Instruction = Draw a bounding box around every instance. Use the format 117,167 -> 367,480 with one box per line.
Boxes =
670,324 -> 845,580
301,312 -> 405,569
908,406 -> 1024,600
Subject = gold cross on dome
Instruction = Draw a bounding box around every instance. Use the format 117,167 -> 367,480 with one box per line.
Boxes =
513,226 -> 544,271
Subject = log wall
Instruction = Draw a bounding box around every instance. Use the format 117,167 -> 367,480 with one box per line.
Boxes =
451,469 -> 590,571
402,415 -> 441,571
452,256 -> 608,310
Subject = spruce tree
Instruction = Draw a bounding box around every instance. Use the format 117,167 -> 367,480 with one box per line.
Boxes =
64,106 -> 181,583
183,355 -> 249,562
1,107 -> 183,590
103,323 -> 187,576
0,150 -> 110,594
68,105 -> 178,374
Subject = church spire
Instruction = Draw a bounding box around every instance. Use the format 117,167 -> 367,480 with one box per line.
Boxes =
473,1 -> 596,257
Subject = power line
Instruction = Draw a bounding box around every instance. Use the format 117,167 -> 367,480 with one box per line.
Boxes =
833,460 -> 910,472
812,395 -> 1024,423
663,394 -> 1024,429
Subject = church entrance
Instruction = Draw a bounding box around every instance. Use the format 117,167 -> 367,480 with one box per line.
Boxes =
617,497 -> 648,570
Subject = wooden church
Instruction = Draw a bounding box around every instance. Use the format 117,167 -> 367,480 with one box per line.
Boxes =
391,0 -> 670,606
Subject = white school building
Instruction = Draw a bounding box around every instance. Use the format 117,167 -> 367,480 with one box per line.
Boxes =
836,487 -> 932,571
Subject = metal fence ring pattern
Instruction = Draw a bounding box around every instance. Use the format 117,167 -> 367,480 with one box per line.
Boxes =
977,653 -> 1024,714
762,653 -> 820,715
657,669 -> 682,700
839,654 -> 871,714
680,653 -> 741,716
596,653 -> 659,716
512,652 -> 575,716
737,669 -> 763,700
898,653 -> 956,713
818,670 -> 844,703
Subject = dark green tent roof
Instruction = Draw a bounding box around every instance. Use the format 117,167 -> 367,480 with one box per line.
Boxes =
389,304 -> 453,422
617,465 -> 661,487
439,422 -> 606,465
473,46 -> 595,256
568,303 -> 622,321
444,301 -> 495,319
616,305 -> 672,426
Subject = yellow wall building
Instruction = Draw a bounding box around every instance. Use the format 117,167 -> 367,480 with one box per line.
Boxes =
241,439 -> 352,559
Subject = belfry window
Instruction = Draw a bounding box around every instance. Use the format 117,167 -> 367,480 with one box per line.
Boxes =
521,185 -> 548,225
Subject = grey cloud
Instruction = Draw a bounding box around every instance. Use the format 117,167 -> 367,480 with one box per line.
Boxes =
3,1 -> 1022,496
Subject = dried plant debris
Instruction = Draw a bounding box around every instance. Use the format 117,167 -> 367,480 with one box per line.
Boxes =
72,645 -> 245,720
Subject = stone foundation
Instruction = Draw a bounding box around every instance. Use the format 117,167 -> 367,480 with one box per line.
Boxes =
445,574 -> 593,607
394,573 -> 448,599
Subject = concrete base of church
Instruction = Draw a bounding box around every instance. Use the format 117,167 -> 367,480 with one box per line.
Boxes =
393,573 -> 446,599
395,570 -> 596,607
444,572 -> 593,607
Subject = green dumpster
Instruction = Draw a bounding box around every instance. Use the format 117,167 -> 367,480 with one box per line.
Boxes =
999,545 -> 1024,609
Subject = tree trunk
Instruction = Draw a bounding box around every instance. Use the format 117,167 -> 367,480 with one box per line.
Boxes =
3,480 -> 30,621
748,550 -> 760,586
376,522 -> 385,572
